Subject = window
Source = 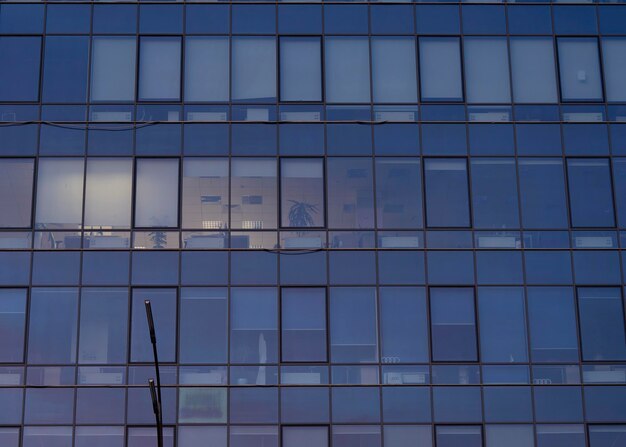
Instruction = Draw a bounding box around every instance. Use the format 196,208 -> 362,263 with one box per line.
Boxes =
231,427 -> 278,447
614,158 -> 626,227
23,427 -> 73,447
430,288 -> 478,362
380,287 -> 429,363
182,158 -> 229,230
518,159 -> 569,229
35,158 -> 84,230
419,38 -> 463,101
179,288 -> 227,363
280,37 -> 322,102
283,427 -> 328,447
127,427 -> 174,447
84,158 -> 132,229
231,158 -> 277,230
281,158 -> 325,228
486,425 -> 534,447
281,288 -> 327,362
75,427 -> 124,447
589,426 -> 626,447
325,37 -> 370,103
130,289 -> 177,362
327,158 -> 375,229
567,159 -> 615,228
232,37 -> 276,103
558,38 -> 603,101
139,37 -> 181,101
0,289 -> 26,362
91,37 -> 136,102
371,37 -> 417,103
184,37 -> 229,102
527,287 -> 578,363
0,428 -> 19,447
424,159 -> 470,228
385,426 -> 432,447
464,38 -> 511,103
231,288 -> 278,364
602,38 -> 626,102
375,158 -> 423,229
333,426 -> 381,447
178,427 -> 227,447
0,159 -> 34,228
28,288 -> 78,364
471,158 -> 520,229
578,288 -> 626,361
478,287 -> 528,363
42,36 -> 89,103
436,426 -> 482,447
510,37 -> 558,103
78,288 -> 128,364
330,288 -> 378,363
135,159 -> 179,228
0,37 -> 41,101
537,425 -> 585,447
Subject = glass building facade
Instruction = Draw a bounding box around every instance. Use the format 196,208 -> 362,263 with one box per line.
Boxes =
0,1 -> 625,446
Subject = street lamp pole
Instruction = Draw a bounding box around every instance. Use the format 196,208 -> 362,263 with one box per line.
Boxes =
145,300 -> 163,447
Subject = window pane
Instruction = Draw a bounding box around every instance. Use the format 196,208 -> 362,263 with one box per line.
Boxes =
375,159 -> 423,229
28,288 -> 78,364
464,38 -> 510,103
0,428 -> 19,447
78,288 -> 128,364
178,427 -> 226,447
179,387 -> 227,423
589,426 -> 626,447
0,289 -> 26,362
139,37 -> 181,101
424,159 -> 470,228
91,37 -> 136,102
436,426 -> 482,447
231,288 -> 278,364
42,36 -> 88,103
510,38 -> 558,103
327,158 -> 375,229
182,158 -> 229,230
578,287 -> 626,361
282,288 -> 327,362
615,159 -> 626,227
528,287 -> 579,362
23,427 -> 72,447
75,427 -> 124,447
84,158 -> 132,229
231,158 -> 277,230
232,37 -> 276,102
283,426 -> 328,447
135,159 -> 179,228
567,159 -> 615,228
330,288 -> 378,363
471,159 -> 520,229
419,38 -> 463,101
231,426 -> 278,447
127,427 -> 174,447
385,426 -> 432,447
333,426 -> 381,447
180,288 -> 227,363
281,158 -> 325,228
185,37 -> 229,102
486,425 -> 534,447
371,37 -> 417,103
430,288 -> 477,362
518,159 -> 568,229
325,37 -> 370,103
280,37 -> 322,102
537,425 -> 585,447
0,159 -> 34,228
130,289 -> 177,362
478,287 -> 528,363
380,287 -> 429,363
0,37 -> 41,101
603,38 -> 626,102
558,38 -> 603,101
35,158 -> 84,230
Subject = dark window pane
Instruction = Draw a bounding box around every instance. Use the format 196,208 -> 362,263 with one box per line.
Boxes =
436,426 -> 482,447
281,387 -> 329,423
180,288 -> 227,363
0,159 -> 33,228
135,159 -> 179,228
0,37 -> 41,101
518,159 -> 568,229
23,427 -> 72,447
42,37 -> 88,103
75,388 -> 125,424
230,387 -> 278,423
231,158 -> 277,229
280,37 -> 322,102
25,388 -> 74,424
430,288 -> 477,362
332,387 -> 380,423
425,159 -> 470,227
0,289 -> 26,362
383,387 -> 431,423
376,159 -> 423,229
282,288 -> 327,362
567,159 -> 615,227
589,426 -> 626,447
130,289 -> 177,362
578,287 -> 626,361
231,288 -> 278,364
534,386 -> 583,422
471,159 -> 519,229
75,427 -> 125,447
537,425 -> 585,447
93,5 -> 137,34
327,158 -> 375,229
330,288 -> 378,363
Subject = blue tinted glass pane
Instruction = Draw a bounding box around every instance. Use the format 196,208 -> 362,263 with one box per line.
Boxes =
131,252 -> 179,285
131,289 -> 177,362
324,5 -> 368,34
333,387 -> 380,423
330,288 -> 378,363
181,252 -> 227,285
372,37 -> 417,103
32,252 -> 80,286
231,288 -> 278,364
231,251 -> 277,285
524,251 -> 573,284
373,124 -> 419,156
91,37 -> 137,102
422,124 -> 467,155
427,251 -> 474,285
184,37 -> 229,102
578,288 -> 626,361
233,5 -> 276,34
419,39 -> 463,102
82,252 -> 129,285
376,159 -> 422,229
0,158 -> 33,228
478,287 -> 528,363
25,388 -> 74,424
325,38 -> 370,103
567,159 -> 615,227
433,387 -> 482,423
231,124 -> 277,156
469,124 -> 515,156
0,37 -> 41,101
431,288 -> 477,362
508,6 -> 552,34
528,287 -> 579,363
327,124 -> 372,155
280,251 -> 327,285
483,387 -> 533,422
279,124 -> 324,155
380,287 -> 429,363
281,387 -> 329,423
383,387 -> 431,423
180,288 -> 227,363
184,124 -> 229,156
614,159 -> 626,227
76,389 -> 125,424
186,5 -> 229,34
232,37 -> 276,103
585,387 -> 626,422
280,38 -> 322,102
230,388 -> 278,423
78,288 -> 128,364
46,5 -> 90,34
471,159 -> 519,228
558,38 -> 603,102
378,252 -> 425,285
462,6 -> 506,34
425,159 -> 470,227
43,37 -> 89,103
93,5 -> 137,34
139,5 -> 183,34
519,159 -> 569,229
0,388 -> 22,424
88,122 -> 134,155
371,6 -> 414,34
476,252 -> 523,285
282,288 -> 327,362
534,387 -> 583,422
515,124 -> 562,155
327,158 -> 375,228
599,6 -> 626,34
464,38 -> 510,103
0,289 -> 26,362
563,124 -> 609,156
329,251 -> 376,285
554,6 -> 598,35
23,427 -> 72,447
589,425 -> 626,446
436,426 -> 482,447
0,252 -> 30,285
573,251 -> 621,284
537,425 -> 585,447
28,288 -> 78,364
416,5 -> 460,34
139,37 -> 181,101
0,5 -> 44,34
278,5 -> 322,34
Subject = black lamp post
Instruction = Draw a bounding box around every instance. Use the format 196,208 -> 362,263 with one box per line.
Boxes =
145,300 -> 163,447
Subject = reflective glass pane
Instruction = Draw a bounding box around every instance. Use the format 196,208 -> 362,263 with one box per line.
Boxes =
232,37 -> 276,103
185,37 -> 229,102
281,158 -> 325,228
91,37 -> 136,102
510,38 -> 558,103
130,289 -> 177,363
424,159 -> 470,228
135,159 -> 179,228
231,158 -> 277,230
84,158 -> 132,229
464,38 -> 510,103
139,37 -> 181,101
231,288 -> 278,364
603,38 -> 626,102
327,158 -> 375,229
518,159 -> 568,229
42,36 -> 89,103
182,158 -> 229,230
180,288 -> 227,363
325,37 -> 370,103
419,38 -> 463,101
280,37 -> 322,102
0,37 -> 41,102
282,288 -> 327,362
0,289 -> 26,362
371,37 -> 417,103
471,159 -> 520,229
375,159 -> 422,229
578,287 -> 626,361
75,427 -> 124,447
35,158 -> 84,230
430,288 -> 477,362
558,38 -> 603,101
0,159 -> 34,228
567,159 -> 615,228
283,426 -> 328,447
436,426 -> 482,447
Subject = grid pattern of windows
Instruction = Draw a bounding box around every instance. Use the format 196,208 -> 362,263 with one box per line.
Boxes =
1,2 -> 626,447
